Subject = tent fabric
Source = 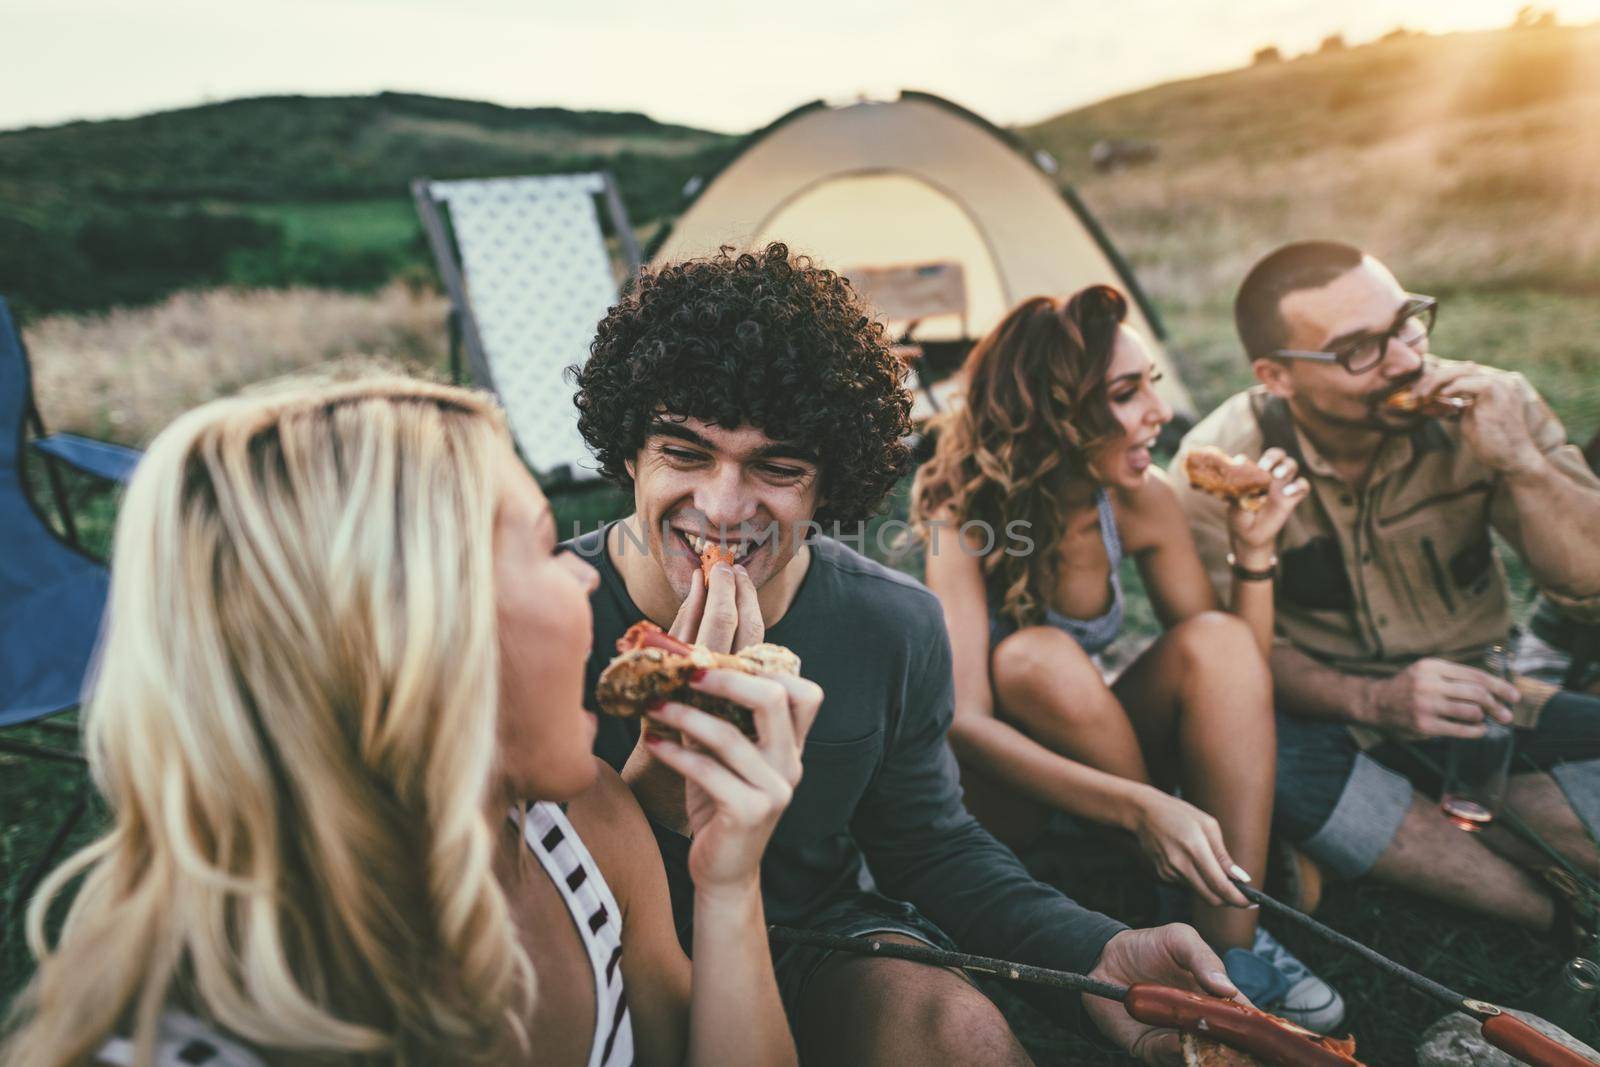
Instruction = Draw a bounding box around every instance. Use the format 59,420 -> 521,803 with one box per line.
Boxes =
429,174 -> 618,480
844,260 -> 968,328
651,93 -> 1193,417
0,295 -> 112,728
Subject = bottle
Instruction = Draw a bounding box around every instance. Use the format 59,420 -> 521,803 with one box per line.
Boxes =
1534,957 -> 1600,1044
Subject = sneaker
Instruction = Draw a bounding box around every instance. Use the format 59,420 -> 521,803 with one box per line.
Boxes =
1223,927 -> 1346,1034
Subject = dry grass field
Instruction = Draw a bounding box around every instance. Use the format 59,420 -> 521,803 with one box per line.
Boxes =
25,282 -> 448,445
1030,23 -> 1600,441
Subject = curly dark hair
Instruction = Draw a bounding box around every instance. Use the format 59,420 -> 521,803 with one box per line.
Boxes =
572,242 -> 912,525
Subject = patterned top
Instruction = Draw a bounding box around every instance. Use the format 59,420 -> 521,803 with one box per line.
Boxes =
97,802 -> 635,1067
517,799 -> 635,1067
96,1011 -> 267,1067
990,486 -> 1126,655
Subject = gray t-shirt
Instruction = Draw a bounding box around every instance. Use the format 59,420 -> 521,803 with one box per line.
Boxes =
569,523 -> 1127,980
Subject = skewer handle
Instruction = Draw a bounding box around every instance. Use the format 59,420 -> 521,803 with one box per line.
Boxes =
1124,985 -> 1359,1066
1481,1013 -> 1600,1067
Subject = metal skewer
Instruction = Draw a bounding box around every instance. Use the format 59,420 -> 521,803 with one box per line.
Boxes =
1236,881 -> 1464,1009
1234,880 -> 1598,1066
767,925 -> 1361,1065
767,925 -> 1129,999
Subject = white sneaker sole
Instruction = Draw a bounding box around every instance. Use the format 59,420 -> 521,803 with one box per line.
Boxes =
1275,978 -> 1347,1035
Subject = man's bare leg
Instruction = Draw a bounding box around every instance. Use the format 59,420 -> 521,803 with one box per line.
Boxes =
1369,795 -> 1554,930
795,934 -> 1034,1067
1478,771 -> 1600,879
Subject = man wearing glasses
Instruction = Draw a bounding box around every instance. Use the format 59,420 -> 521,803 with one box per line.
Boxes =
1171,240 -> 1600,939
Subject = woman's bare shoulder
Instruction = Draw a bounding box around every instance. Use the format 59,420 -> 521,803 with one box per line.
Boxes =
567,758 -> 651,845
1110,468 -> 1187,552
563,757 -> 657,895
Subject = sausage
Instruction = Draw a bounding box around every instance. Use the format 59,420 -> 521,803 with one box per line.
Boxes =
1124,985 -> 1363,1066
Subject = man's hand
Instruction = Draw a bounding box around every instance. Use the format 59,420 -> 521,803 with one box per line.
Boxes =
624,561 -> 766,833
1084,925 -> 1241,1066
669,561 -> 764,652
1366,656 -> 1519,740
1417,362 -> 1544,477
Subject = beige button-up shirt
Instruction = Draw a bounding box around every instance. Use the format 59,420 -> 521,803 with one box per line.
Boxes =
1171,369 -> 1600,688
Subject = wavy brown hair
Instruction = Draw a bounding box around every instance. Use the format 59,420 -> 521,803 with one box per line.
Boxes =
911,286 -> 1129,627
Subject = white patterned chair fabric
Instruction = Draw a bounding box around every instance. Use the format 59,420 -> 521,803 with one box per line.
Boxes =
417,173 -> 634,483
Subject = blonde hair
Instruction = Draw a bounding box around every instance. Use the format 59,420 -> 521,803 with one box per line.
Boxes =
3,373 -> 532,1066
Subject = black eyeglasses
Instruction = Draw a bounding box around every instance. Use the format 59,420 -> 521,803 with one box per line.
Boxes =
1272,295 -> 1437,374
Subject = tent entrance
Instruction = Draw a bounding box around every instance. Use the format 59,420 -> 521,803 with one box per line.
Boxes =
755,172 -> 1007,344
652,92 -> 1195,421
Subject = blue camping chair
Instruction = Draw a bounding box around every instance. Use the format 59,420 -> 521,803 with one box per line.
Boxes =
1,293 -> 140,929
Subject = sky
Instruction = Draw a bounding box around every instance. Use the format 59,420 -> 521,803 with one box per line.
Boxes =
5,0 -> 1600,135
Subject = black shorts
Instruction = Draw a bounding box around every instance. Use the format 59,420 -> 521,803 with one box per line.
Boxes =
772,892 -> 955,1031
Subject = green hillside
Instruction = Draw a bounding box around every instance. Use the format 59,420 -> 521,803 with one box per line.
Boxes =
0,92 -> 734,314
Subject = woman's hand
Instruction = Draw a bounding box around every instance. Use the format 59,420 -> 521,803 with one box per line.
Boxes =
1128,787 -> 1252,908
644,670 -> 821,895
1226,446 -> 1308,563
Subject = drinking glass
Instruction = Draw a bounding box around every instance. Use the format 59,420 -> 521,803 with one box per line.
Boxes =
1439,645 -> 1517,831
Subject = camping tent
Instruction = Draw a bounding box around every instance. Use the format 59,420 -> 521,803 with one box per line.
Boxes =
650,91 -> 1194,420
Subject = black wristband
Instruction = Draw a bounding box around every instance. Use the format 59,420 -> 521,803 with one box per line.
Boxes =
1228,552 -> 1277,582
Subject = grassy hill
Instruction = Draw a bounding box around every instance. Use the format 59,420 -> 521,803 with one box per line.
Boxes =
0,92 -> 734,314
1025,22 -> 1600,436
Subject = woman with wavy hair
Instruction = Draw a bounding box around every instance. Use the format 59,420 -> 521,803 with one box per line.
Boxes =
3,373 -> 810,1067
911,287 -> 1344,1033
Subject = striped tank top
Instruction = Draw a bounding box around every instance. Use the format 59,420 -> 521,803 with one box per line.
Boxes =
518,799 -> 635,1067
98,803 -> 633,1067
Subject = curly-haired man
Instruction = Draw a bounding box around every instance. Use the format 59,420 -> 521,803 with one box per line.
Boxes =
566,243 -> 1239,1066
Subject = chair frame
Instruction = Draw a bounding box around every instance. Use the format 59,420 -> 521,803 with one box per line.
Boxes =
2,312 -> 123,934
410,173 -> 641,489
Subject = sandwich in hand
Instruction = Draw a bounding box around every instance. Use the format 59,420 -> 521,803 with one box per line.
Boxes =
1183,446 -> 1274,512
1384,387 -> 1472,418
1180,1016 -> 1362,1065
595,621 -> 801,739
1183,1034 -> 1267,1067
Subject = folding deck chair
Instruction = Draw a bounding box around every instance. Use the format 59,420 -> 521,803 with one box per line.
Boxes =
1,293 -> 140,930
412,172 -> 642,487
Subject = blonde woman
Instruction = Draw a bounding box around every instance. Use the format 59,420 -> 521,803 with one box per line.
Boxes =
3,374 -> 811,1067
